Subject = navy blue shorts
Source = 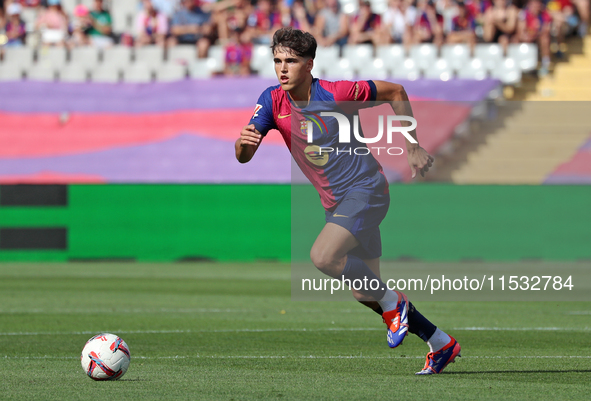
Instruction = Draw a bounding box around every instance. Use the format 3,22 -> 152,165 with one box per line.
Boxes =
325,191 -> 390,260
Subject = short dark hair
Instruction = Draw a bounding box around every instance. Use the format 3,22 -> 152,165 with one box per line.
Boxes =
271,27 -> 317,59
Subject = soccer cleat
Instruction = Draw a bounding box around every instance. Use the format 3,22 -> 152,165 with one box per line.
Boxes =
382,291 -> 409,348
415,336 -> 461,375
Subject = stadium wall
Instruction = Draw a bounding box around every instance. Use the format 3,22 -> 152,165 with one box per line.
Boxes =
0,184 -> 589,262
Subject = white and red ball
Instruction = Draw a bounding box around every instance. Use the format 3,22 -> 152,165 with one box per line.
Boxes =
81,333 -> 131,380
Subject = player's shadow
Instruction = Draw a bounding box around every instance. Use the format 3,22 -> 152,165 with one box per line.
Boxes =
441,369 -> 591,375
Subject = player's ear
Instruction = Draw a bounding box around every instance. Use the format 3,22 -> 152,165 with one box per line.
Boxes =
306,58 -> 313,72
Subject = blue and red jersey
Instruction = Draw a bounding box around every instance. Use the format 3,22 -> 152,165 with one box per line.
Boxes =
249,78 -> 389,211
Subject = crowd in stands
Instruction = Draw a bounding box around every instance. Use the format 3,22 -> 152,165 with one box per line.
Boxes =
0,0 -> 589,76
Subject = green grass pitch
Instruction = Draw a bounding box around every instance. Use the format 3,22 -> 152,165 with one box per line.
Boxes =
1,262 -> 590,400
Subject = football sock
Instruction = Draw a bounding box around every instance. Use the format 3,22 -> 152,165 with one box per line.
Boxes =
377,288 -> 400,313
340,254 -> 388,302
426,328 -> 452,353
408,302 -> 437,342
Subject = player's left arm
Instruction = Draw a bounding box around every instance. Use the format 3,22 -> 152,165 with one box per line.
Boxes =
373,80 -> 434,178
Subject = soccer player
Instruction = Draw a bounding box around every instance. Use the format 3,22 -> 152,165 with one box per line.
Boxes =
235,27 -> 460,375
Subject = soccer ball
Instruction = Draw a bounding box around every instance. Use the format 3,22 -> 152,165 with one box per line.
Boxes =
80,333 -> 131,380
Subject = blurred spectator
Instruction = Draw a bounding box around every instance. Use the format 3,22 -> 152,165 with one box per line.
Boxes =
70,4 -> 91,47
151,0 -> 179,18
414,0 -> 444,45
483,0 -> 517,51
447,1 -> 476,45
348,0 -> 382,45
246,0 -> 281,45
286,0 -> 314,32
18,0 -> 42,6
168,0 -> 211,58
437,0 -> 458,34
378,0 -> 417,47
224,27 -> 251,75
35,0 -> 69,47
3,3 -> 26,47
87,0 -> 113,48
576,0 -> 589,37
135,0 -> 168,46
466,0 -> 492,39
313,0 -> 349,47
516,0 -> 551,74
214,0 -> 250,44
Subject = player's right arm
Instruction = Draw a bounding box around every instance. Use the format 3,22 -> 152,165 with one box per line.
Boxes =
236,88 -> 277,164
235,125 -> 262,163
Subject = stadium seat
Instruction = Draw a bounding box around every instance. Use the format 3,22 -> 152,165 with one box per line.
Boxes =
475,43 -> 504,72
36,47 -> 68,69
250,45 -> 273,73
321,58 -> 354,80
2,47 -> 35,69
206,45 -> 225,73
26,65 -> 56,81
135,45 -> 165,67
188,59 -> 215,78
157,64 -> 187,82
357,58 -> 389,80
339,0 -> 359,14
441,44 -> 471,71
342,44 -> 373,72
313,46 -> 340,76
112,10 -> 133,34
102,46 -> 133,68
91,65 -> 121,83
369,0 -> 389,14
491,58 -> 522,85
110,0 -> 138,14
457,58 -> 488,80
70,47 -> 101,69
390,58 -> 420,80
61,0 -> 78,15
123,63 -> 153,83
423,59 -> 453,80
376,45 -> 406,71
20,7 -> 37,32
59,64 -> 88,83
111,0 -> 137,34
409,44 -> 438,70
168,45 -> 198,66
0,64 -> 24,81
508,43 -> 538,72
257,59 -> 278,78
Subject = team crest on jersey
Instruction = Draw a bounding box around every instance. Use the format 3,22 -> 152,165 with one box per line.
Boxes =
300,119 -> 309,136
252,104 -> 263,118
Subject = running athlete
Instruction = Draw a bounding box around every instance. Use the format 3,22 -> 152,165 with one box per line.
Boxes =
235,27 -> 460,375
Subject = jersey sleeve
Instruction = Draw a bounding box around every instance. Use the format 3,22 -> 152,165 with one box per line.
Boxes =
329,80 -> 377,103
248,88 -> 277,137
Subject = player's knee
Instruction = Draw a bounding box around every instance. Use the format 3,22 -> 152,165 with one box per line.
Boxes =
310,247 -> 339,276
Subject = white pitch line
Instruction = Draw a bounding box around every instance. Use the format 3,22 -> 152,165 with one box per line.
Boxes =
453,327 -> 591,331
0,308 -> 251,314
3,355 -> 591,361
1,327 -> 590,336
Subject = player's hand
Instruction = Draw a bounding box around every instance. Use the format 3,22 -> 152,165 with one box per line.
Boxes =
239,124 -> 262,147
407,145 -> 434,178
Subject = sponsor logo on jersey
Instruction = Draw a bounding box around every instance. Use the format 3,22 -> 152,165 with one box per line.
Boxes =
304,145 -> 329,167
252,104 -> 263,118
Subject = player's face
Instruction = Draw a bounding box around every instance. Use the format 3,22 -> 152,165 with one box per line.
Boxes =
273,48 -> 313,93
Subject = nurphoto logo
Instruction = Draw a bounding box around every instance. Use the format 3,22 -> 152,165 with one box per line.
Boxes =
305,112 -> 418,156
